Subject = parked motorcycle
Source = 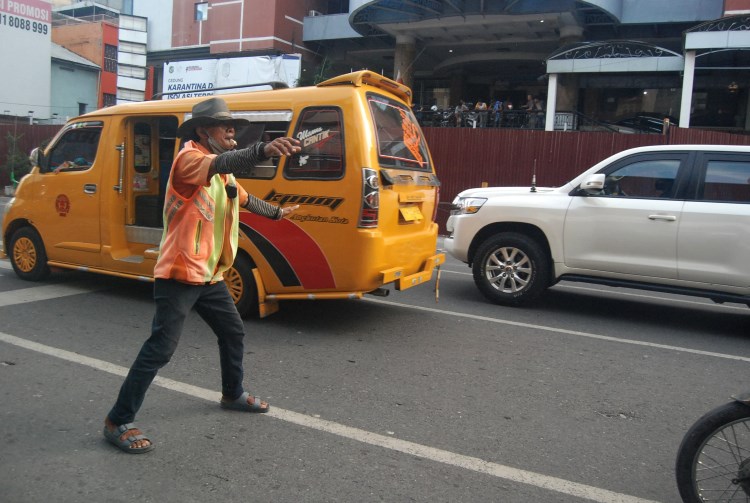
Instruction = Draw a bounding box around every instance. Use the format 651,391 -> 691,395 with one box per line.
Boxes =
439,108 -> 455,127
465,110 -> 479,128
675,393 -> 750,501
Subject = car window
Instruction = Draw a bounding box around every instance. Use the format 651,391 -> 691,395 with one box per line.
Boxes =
285,107 -> 344,180
700,159 -> 750,203
225,110 -> 292,180
601,159 -> 681,198
368,92 -> 431,172
43,122 -> 103,174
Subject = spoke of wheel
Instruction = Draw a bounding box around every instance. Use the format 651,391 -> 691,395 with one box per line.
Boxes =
510,274 -> 528,290
516,265 -> 531,277
694,420 -> 750,501
501,247 -> 515,263
15,239 -> 36,272
515,254 -> 530,268
490,273 -> 508,289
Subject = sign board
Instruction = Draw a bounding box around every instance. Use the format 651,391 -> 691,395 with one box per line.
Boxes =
0,0 -> 52,118
162,54 -> 301,99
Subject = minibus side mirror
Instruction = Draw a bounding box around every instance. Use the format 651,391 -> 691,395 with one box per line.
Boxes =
37,146 -> 50,173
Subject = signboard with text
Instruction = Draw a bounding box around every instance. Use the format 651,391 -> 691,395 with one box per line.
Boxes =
0,0 -> 51,118
162,54 -> 301,100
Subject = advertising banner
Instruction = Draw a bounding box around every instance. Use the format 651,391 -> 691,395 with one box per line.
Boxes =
0,0 -> 52,117
163,54 -> 301,99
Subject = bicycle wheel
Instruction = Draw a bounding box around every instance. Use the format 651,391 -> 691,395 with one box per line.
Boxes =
676,401 -> 750,502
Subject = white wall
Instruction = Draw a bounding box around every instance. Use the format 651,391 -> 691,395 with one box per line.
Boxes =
132,0 -> 171,51
0,0 -> 52,119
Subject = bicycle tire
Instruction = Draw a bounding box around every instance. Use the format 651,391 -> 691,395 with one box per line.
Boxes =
675,400 -> 750,502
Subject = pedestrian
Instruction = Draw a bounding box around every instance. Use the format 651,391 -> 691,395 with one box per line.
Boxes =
534,97 -> 545,128
102,96 -> 301,454
522,94 -> 535,128
492,98 -> 503,127
475,98 -> 488,127
454,100 -> 468,127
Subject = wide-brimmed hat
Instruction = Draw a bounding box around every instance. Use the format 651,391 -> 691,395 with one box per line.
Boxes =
176,97 -> 250,137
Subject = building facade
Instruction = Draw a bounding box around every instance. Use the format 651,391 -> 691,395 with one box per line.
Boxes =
52,2 -> 149,106
50,42 -> 100,121
304,0 -> 750,132
4,0 -> 749,133
142,0 -> 325,97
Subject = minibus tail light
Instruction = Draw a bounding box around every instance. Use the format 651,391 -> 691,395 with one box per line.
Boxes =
359,168 -> 379,228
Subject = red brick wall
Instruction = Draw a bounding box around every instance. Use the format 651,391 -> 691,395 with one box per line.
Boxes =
725,0 -> 750,13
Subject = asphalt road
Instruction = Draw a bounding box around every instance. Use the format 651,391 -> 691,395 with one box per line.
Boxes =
1,219 -> 749,502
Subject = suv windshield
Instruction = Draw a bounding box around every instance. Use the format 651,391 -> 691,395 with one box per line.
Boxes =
368,93 -> 430,171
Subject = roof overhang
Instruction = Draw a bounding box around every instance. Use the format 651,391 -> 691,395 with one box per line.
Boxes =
547,40 -> 684,73
685,14 -> 750,50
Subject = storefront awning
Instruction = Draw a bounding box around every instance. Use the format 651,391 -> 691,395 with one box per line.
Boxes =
546,40 -> 684,73
685,14 -> 750,50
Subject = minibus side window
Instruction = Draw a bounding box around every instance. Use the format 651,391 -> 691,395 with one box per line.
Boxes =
133,123 -> 152,174
43,124 -> 103,174
285,107 -> 344,180
368,93 -> 430,172
233,121 -> 290,179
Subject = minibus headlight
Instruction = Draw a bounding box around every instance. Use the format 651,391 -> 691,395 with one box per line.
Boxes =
452,196 -> 486,215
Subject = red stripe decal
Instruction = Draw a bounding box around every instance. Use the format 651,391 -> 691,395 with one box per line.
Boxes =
239,213 -> 336,289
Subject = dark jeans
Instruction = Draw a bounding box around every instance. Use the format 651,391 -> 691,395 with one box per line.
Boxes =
107,279 -> 247,425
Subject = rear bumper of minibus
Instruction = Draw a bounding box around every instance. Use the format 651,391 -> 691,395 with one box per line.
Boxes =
380,252 -> 445,291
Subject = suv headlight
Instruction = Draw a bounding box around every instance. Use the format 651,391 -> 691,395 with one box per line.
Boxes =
451,196 -> 487,215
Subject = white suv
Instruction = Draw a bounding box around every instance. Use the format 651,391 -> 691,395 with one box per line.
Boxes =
444,145 -> 750,307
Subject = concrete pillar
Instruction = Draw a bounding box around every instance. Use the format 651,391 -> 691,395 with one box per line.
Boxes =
680,51 -> 696,128
545,73 -> 558,131
555,75 -> 580,112
558,23 -> 584,47
551,15 -> 584,127
450,74 -> 464,107
393,35 -> 416,90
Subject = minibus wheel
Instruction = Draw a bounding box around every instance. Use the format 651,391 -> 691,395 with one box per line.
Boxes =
9,227 -> 51,281
225,253 -> 259,318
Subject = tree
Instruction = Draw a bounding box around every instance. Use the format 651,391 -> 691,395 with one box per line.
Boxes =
2,131 -> 30,188
298,57 -> 333,87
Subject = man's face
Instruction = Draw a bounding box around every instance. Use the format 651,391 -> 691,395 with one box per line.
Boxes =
204,123 -> 236,151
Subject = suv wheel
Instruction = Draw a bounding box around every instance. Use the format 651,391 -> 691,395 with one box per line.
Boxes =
472,232 -> 549,306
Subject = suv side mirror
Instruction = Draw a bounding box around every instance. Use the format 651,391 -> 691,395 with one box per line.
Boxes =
580,173 -> 605,193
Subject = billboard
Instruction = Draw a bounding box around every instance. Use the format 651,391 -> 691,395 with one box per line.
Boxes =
162,54 -> 302,100
0,0 -> 52,118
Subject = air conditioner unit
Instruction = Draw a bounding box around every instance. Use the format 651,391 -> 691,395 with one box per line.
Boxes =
308,10 -> 322,17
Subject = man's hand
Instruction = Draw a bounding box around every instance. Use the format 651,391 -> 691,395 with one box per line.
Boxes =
279,204 -> 300,218
264,137 -> 301,157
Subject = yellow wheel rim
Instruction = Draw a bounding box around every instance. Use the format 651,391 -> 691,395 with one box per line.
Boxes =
224,266 -> 243,304
13,236 -> 37,273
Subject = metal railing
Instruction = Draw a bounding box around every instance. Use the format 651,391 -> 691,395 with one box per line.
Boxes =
415,109 -> 628,133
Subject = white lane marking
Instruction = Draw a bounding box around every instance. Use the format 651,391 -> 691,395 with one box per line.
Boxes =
1,277 -> 747,363
0,259 -> 12,270
440,268 -> 472,275
0,331 -> 658,503
0,282 -> 103,308
438,268 -> 749,311
364,297 -> 750,363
